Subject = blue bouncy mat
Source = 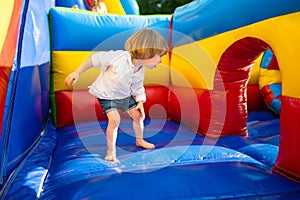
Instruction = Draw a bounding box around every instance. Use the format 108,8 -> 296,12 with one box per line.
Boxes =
4,117 -> 300,199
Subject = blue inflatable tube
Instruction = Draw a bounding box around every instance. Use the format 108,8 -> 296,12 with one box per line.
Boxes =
172,0 -> 300,46
49,8 -> 171,51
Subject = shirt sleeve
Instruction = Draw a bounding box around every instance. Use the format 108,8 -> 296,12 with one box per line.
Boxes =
131,68 -> 146,103
91,50 -> 116,70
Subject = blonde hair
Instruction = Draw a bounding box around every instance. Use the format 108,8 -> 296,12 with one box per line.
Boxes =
125,28 -> 169,59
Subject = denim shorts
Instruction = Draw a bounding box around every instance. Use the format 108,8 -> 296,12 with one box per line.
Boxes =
97,96 -> 137,115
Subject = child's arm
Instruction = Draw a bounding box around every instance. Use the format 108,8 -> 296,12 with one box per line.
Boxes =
65,58 -> 93,87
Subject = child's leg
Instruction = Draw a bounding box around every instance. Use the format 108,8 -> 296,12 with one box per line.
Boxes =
105,110 -> 120,163
128,109 -> 155,149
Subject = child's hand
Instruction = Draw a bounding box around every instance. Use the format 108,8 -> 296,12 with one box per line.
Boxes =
65,71 -> 79,87
135,101 -> 145,120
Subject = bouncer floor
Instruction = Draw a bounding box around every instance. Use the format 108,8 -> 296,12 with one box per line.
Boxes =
3,112 -> 300,199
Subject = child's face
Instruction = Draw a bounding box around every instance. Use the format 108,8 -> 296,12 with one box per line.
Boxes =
142,54 -> 163,69
91,6 -> 101,12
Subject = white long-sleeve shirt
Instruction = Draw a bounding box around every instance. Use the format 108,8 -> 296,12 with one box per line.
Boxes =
89,50 -> 146,102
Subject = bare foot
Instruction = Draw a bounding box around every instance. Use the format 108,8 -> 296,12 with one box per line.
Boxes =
136,140 -> 155,149
105,154 -> 120,164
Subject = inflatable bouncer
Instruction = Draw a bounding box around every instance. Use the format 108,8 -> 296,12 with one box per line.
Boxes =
1,0 -> 300,199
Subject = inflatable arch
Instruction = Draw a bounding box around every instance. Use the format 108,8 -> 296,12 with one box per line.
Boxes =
1,0 -> 300,199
